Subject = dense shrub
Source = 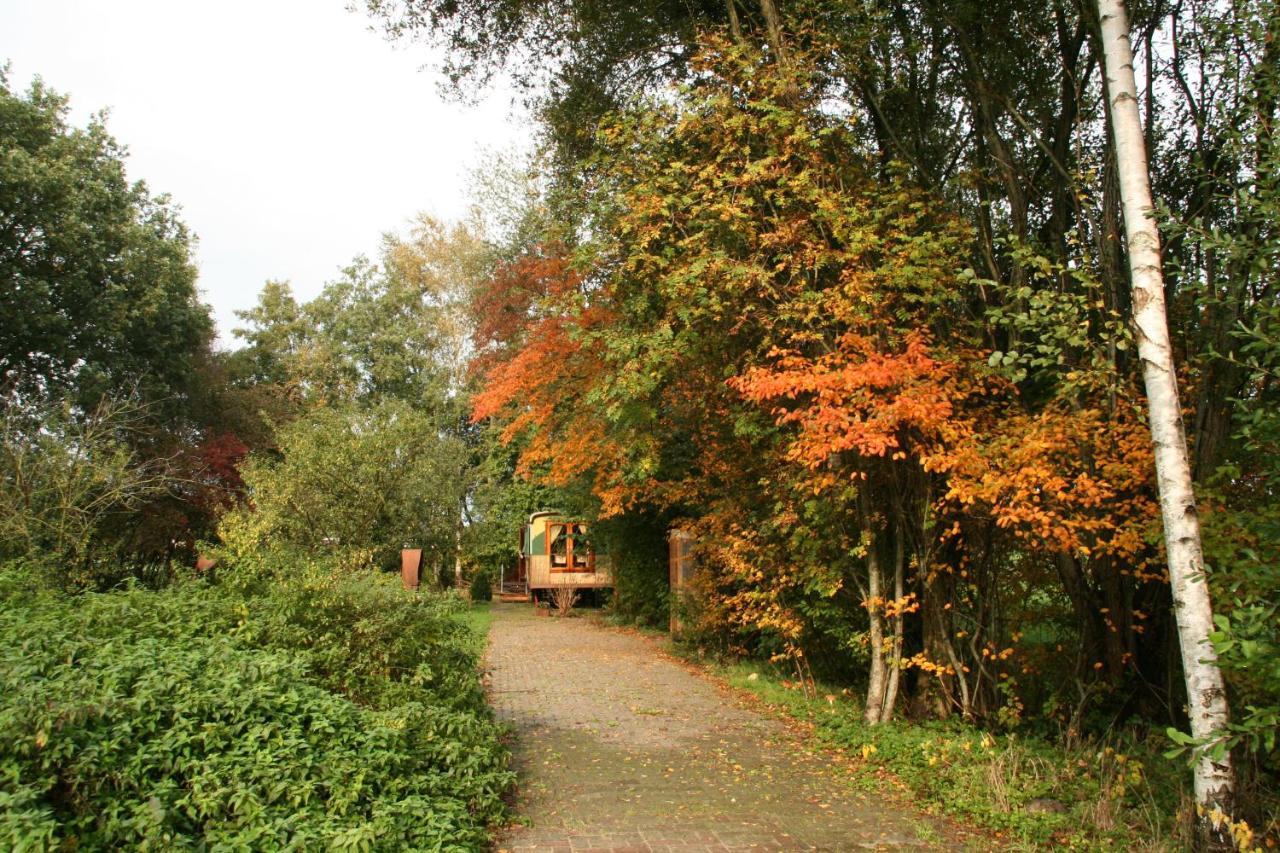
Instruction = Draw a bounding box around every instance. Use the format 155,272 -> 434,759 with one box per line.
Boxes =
469,567 -> 493,602
595,514 -> 669,629
0,559 -> 511,850
220,402 -> 466,571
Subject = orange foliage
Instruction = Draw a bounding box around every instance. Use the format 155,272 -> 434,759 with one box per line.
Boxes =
468,249 -> 635,514
464,35 -> 1177,726
468,248 -> 584,377
945,401 -> 1157,562
731,331 -> 965,470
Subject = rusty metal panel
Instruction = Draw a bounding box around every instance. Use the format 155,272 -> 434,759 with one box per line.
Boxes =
401,548 -> 422,590
668,530 -> 695,636
668,530 -> 694,589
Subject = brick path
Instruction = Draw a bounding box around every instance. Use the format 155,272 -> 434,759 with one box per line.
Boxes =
486,604 -> 961,851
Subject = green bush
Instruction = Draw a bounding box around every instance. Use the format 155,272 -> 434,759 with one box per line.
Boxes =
469,567 -> 493,602
0,558 -> 511,850
221,401 -> 466,571
595,513 -> 669,629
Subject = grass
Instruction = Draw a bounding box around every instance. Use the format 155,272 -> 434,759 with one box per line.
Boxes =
699,657 -> 1194,851
463,599 -> 495,644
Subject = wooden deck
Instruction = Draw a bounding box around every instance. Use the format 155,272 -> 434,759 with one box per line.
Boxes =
498,579 -> 531,603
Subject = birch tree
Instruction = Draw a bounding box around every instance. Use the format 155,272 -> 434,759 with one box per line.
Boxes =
1096,0 -> 1235,836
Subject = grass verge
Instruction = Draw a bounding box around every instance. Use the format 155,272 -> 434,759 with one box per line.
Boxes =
703,658 -> 1194,851
464,599 -> 495,646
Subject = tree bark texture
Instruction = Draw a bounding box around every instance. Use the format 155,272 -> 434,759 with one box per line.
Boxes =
757,0 -> 787,63
863,523 -> 887,725
725,0 -> 742,42
1096,0 -> 1235,833
879,533 -> 905,723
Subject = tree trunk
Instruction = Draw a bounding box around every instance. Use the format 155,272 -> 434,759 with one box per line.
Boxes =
454,520 -> 464,588
757,0 -> 786,63
725,0 -> 742,42
879,532 -> 906,723
863,522 -> 887,725
1096,0 -> 1235,838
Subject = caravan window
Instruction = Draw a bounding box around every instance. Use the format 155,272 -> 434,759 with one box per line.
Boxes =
547,522 -> 594,572
549,523 -> 570,568
571,524 -> 591,569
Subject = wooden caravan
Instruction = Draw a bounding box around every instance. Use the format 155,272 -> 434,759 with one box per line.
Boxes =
521,511 -> 612,594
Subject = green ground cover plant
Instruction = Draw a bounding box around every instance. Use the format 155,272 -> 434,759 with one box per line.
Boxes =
468,569 -> 494,603
0,557 -> 512,851
710,658 -> 1193,850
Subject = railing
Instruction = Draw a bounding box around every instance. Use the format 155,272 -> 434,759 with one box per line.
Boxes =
500,579 -> 529,596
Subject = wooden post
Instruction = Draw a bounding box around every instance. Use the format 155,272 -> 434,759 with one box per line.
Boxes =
668,530 -> 694,637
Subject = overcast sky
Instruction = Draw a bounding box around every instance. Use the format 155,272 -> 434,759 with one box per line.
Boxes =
1,0 -> 527,346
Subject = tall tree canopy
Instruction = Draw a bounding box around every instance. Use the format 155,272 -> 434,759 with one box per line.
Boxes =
232,214 -> 480,413
369,0 -> 1280,836
0,71 -> 212,409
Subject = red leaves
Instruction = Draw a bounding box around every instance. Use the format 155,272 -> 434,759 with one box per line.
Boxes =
191,432 -> 250,515
468,248 -> 634,512
468,247 -> 583,377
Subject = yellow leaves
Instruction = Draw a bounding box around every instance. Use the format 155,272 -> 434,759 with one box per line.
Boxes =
903,652 -> 954,677
1198,807 -> 1258,852
943,398 -> 1157,562
864,593 -> 920,618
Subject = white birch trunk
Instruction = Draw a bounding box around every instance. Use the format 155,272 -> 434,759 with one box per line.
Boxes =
454,515 -> 464,588
1096,0 -> 1235,830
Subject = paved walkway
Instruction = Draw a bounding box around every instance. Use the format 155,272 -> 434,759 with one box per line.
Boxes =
485,604 -> 967,852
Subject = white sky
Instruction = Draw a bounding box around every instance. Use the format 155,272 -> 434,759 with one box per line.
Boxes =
1,0 -> 528,347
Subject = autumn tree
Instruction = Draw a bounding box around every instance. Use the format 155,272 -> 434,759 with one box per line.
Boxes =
386,0 -> 1280,825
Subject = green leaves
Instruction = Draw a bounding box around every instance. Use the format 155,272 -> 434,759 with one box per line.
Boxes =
0,72 -> 211,410
232,215 -> 484,413
0,396 -> 183,586
981,243 -> 1132,398
0,560 -> 511,848
224,401 -> 467,570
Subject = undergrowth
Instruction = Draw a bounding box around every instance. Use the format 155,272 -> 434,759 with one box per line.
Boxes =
0,556 -> 512,850
708,658 -> 1196,851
